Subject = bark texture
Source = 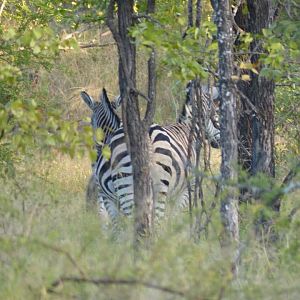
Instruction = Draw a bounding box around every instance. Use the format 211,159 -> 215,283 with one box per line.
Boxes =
211,0 -> 239,244
235,1 -> 276,178
107,0 -> 156,242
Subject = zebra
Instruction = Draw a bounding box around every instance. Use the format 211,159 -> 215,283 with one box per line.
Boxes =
100,83 -> 221,223
80,89 -> 122,215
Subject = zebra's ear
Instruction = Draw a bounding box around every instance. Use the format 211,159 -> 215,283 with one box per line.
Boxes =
211,86 -> 219,100
111,95 -> 122,111
80,91 -> 95,110
100,88 -> 112,108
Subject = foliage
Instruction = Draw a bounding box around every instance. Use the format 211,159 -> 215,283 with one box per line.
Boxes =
275,85 -> 300,159
0,0 -> 100,175
0,159 -> 299,299
0,0 -> 299,299
130,0 -> 217,82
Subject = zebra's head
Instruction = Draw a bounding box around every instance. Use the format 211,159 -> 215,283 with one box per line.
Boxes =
180,81 -> 220,148
80,88 -> 121,143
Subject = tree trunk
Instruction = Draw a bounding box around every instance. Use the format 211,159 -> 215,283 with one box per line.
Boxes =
195,0 -> 202,28
107,0 -> 156,245
235,1 -> 276,178
211,0 -> 239,244
187,0 -> 193,28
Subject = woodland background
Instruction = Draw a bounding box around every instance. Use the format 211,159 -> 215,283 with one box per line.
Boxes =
0,0 -> 299,299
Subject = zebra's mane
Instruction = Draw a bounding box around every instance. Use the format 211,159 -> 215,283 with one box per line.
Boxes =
178,81 -> 194,124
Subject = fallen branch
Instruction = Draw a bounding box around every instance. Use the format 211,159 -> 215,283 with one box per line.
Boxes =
47,276 -> 185,297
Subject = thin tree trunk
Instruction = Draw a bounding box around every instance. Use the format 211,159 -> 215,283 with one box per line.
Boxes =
211,0 -> 239,245
187,0 -> 193,28
107,0 -> 155,245
195,0 -> 202,28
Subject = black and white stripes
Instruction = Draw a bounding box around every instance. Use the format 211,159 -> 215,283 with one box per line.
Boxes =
82,84 -> 220,226
81,89 -> 122,218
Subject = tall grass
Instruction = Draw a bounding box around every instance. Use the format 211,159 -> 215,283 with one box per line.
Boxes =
1,32 -> 299,300
1,156 -> 299,299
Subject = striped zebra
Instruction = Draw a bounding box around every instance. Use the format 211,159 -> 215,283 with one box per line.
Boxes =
99,83 -> 220,223
80,89 -> 122,215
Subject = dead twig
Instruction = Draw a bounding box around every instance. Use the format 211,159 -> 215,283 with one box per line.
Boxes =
272,161 -> 300,211
0,0 -> 7,20
288,205 -> 300,221
61,25 -> 98,41
47,276 -> 185,297
133,13 -> 162,25
235,86 -> 259,115
79,42 -> 116,49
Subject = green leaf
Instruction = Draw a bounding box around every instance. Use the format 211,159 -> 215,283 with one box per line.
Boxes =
89,149 -> 97,162
102,145 -> 111,160
94,128 -> 104,143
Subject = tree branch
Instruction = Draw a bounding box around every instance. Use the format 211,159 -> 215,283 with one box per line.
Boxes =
0,0 -> 7,20
272,161 -> 300,211
133,13 -> 161,25
143,1 -> 157,136
232,0 -> 242,17
288,205 -> 300,221
187,0 -> 193,28
47,276 -> 185,297
195,0 -> 202,28
61,25 -> 98,41
235,86 -> 259,114
143,49 -> 156,126
79,42 -> 116,49
130,87 -> 151,102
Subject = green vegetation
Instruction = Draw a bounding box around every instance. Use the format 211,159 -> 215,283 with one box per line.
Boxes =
0,154 -> 299,299
0,0 -> 299,299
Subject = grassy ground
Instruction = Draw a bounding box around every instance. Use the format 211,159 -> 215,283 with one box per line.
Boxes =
1,38 -> 300,299
1,155 -> 299,299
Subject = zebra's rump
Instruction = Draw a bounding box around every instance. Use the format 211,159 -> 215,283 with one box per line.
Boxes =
106,124 -> 190,215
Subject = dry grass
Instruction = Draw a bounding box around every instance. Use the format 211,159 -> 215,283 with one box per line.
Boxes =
2,28 -> 299,300
1,155 -> 299,299
28,31 -> 181,125
34,152 -> 92,194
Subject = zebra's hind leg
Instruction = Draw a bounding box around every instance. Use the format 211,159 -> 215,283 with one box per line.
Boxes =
102,196 -> 123,238
97,194 -> 109,219
85,174 -> 98,212
152,182 -> 168,232
96,193 -> 109,231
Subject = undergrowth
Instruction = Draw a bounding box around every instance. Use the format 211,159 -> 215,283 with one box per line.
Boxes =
0,35 -> 299,300
0,153 -> 299,300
